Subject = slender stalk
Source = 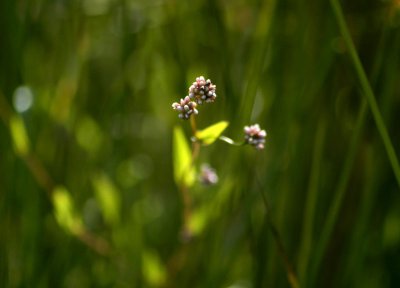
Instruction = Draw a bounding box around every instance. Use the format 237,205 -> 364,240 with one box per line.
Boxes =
342,145 -> 374,286
330,0 -> 400,188
179,183 -> 192,236
218,136 -> 244,146
297,119 -> 326,285
165,116 -> 200,287
238,0 -> 276,124
309,99 -> 367,286
190,115 -> 197,138
189,116 -> 201,172
308,8 -> 392,285
191,141 -> 200,164
180,129 -> 200,235
255,172 -> 300,288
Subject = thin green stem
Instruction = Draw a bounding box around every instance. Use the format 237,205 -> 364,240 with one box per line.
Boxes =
297,119 -> 326,286
255,172 -> 300,288
309,99 -> 368,286
190,115 -> 197,138
238,0 -> 276,124
330,0 -> 400,188
342,145 -> 375,286
165,118 -> 200,286
218,136 -> 245,146
308,7 -> 392,285
189,115 -> 200,167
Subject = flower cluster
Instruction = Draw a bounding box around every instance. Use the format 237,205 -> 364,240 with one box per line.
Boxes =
172,76 -> 216,119
244,124 -> 267,149
188,76 -> 216,104
172,96 -> 199,120
198,164 -> 218,186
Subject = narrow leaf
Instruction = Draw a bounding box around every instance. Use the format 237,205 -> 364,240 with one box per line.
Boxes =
173,126 -> 195,186
91,172 -> 121,226
196,121 -> 229,145
142,249 -> 166,287
9,115 -> 30,156
52,186 -> 83,234
188,205 -> 211,236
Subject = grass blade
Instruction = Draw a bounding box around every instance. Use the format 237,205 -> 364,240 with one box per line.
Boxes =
330,0 -> 400,188
297,119 -> 326,286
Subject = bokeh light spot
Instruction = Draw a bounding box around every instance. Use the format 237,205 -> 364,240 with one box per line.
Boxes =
13,86 -> 34,113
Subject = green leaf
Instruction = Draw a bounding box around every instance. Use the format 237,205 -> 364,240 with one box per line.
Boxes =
188,205 -> 210,236
142,249 -> 166,287
91,172 -> 121,226
52,186 -> 83,234
75,115 -> 103,156
196,121 -> 229,145
173,126 -> 195,187
9,115 -> 30,156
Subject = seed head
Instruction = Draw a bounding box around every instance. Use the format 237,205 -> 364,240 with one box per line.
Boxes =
188,76 -> 216,105
244,124 -> 267,149
172,96 -> 198,120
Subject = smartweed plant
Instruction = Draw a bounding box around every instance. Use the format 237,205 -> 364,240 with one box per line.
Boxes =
170,76 -> 299,288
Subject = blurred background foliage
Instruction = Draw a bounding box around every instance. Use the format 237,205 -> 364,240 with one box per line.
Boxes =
1,0 -> 400,287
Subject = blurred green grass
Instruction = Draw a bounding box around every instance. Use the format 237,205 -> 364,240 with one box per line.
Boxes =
1,0 -> 400,287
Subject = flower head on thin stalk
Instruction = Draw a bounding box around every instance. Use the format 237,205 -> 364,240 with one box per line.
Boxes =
172,96 -> 198,120
188,76 -> 217,105
198,164 -> 218,186
244,124 -> 267,149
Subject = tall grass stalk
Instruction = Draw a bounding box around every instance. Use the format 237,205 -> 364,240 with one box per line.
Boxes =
341,145 -> 375,286
297,119 -> 326,286
330,0 -> 400,188
308,99 -> 367,286
308,1 -> 400,284
308,7 -> 394,284
256,172 -> 300,288
238,0 -> 276,124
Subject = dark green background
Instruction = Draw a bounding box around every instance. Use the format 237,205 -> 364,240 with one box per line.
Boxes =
1,0 -> 400,287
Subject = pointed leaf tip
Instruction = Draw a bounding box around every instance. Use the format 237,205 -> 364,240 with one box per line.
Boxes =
196,121 -> 229,145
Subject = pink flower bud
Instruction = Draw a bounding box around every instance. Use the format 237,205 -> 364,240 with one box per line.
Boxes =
187,76 -> 217,105
172,97 -> 199,120
244,124 -> 267,149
